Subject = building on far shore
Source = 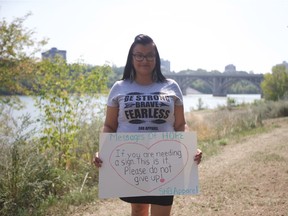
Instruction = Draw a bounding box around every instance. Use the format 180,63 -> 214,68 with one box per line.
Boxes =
161,59 -> 171,73
42,47 -> 67,61
280,61 -> 288,69
224,64 -> 236,73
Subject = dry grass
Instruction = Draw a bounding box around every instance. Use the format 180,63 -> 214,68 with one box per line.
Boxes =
185,108 -> 261,141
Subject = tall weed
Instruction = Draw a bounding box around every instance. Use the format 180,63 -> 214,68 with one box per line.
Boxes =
186,100 -> 288,142
0,112 -> 54,215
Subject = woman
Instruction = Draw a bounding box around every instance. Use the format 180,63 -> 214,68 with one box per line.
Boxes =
94,34 -> 202,216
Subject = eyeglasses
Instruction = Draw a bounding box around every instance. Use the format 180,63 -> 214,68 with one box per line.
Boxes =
132,53 -> 156,62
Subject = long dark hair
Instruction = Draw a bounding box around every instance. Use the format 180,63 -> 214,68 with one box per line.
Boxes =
121,34 -> 166,82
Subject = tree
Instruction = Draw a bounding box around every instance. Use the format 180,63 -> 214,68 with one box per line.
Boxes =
33,57 -> 111,169
0,14 -> 111,170
261,64 -> 288,101
0,13 -> 47,95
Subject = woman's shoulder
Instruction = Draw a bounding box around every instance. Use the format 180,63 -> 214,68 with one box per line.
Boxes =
109,80 -> 134,94
114,79 -> 127,85
165,78 -> 176,83
112,80 -> 130,88
164,78 -> 180,86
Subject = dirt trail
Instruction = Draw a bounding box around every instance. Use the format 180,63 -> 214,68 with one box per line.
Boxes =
70,117 -> 288,216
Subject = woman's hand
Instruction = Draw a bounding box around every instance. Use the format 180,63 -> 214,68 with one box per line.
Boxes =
194,149 -> 202,165
93,152 -> 103,168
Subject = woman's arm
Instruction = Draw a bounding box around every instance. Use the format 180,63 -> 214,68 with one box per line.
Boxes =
102,106 -> 119,132
174,105 -> 202,164
94,106 -> 119,167
173,105 -> 186,132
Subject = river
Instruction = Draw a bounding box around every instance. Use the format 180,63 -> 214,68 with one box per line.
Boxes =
3,94 -> 261,134
182,94 -> 261,111
12,94 -> 261,117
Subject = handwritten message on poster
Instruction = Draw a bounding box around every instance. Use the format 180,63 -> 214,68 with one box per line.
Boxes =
98,132 -> 199,199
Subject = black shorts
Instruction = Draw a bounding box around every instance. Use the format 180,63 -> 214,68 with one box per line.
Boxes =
120,196 -> 174,206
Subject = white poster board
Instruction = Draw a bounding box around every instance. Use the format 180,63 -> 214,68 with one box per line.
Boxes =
98,132 -> 199,199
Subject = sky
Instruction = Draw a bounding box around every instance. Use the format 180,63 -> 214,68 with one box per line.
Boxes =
1,0 -> 288,74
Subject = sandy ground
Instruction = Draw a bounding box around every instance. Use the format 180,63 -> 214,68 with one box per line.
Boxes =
68,117 -> 288,216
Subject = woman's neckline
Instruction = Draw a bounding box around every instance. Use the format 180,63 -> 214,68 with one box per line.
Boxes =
133,79 -> 155,86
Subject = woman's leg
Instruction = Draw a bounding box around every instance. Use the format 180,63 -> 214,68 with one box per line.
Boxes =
131,203 -> 149,216
151,204 -> 172,216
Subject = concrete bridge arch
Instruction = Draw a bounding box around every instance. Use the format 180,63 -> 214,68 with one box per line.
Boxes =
166,74 -> 264,96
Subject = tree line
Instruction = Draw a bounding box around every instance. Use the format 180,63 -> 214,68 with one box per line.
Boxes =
1,14 -> 288,99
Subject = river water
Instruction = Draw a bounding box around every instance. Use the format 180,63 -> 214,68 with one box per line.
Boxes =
2,94 -> 261,134
12,94 -> 261,118
183,94 -> 261,111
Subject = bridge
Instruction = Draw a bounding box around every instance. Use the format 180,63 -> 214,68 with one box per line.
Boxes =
166,74 -> 264,96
